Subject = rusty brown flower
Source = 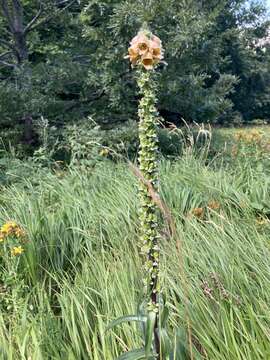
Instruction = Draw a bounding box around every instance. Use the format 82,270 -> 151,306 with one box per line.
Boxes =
207,200 -> 220,211
125,30 -> 164,70
191,207 -> 204,219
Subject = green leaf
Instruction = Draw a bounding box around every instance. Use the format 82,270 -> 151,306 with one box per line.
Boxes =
159,328 -> 172,357
138,301 -> 148,335
106,315 -> 147,332
169,327 -> 202,360
160,305 -> 169,328
116,348 -> 154,360
250,202 -> 264,211
145,311 -> 156,356
170,328 -> 189,360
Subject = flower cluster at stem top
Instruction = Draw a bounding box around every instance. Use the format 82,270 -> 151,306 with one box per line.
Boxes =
125,30 -> 164,70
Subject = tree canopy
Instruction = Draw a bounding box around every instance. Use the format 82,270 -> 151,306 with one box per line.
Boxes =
0,0 -> 269,147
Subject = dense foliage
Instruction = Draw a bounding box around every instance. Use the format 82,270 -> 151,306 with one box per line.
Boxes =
0,127 -> 270,358
1,2 -> 270,358
0,0 -> 269,153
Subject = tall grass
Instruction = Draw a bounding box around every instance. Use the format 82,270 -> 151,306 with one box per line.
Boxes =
0,138 -> 270,359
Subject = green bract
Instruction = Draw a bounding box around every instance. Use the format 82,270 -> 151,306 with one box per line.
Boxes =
137,69 -> 160,314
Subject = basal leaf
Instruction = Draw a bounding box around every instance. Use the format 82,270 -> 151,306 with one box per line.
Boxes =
145,311 -> 156,356
106,315 -> 147,332
116,348 -> 154,360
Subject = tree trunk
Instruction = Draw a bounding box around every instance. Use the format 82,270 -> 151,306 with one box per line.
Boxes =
14,31 -> 28,63
22,115 -> 35,145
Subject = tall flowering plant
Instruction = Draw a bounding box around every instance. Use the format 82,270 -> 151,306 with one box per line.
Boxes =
107,28 -> 171,360
127,29 -> 163,311
130,29 -> 163,357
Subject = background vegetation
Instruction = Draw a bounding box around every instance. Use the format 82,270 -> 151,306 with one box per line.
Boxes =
0,0 -> 269,156
0,0 -> 270,359
0,127 -> 270,358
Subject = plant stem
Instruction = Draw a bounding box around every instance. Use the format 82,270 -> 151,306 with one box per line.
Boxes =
137,68 -> 160,357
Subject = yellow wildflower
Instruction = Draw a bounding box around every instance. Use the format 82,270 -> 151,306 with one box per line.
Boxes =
11,246 -> 24,256
14,228 -> 26,238
99,148 -> 109,157
1,221 -> 18,235
234,129 -> 263,144
234,131 -> 244,141
249,130 -> 262,143
1,221 -> 26,239
256,216 -> 268,226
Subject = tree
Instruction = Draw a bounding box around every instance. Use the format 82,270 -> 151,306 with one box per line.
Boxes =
0,0 -> 79,144
80,0 -> 237,124
212,0 -> 270,122
0,0 -> 77,68
80,0 -> 270,124
0,0 -> 269,153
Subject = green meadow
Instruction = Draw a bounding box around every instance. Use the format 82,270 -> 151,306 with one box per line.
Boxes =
0,127 -> 269,359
